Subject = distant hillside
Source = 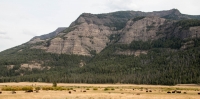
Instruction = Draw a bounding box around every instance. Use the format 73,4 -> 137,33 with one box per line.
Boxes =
29,27 -> 67,43
0,9 -> 200,85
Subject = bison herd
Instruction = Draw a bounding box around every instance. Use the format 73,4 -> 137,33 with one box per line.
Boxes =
68,90 -> 86,94
167,90 -> 182,94
0,88 -> 200,95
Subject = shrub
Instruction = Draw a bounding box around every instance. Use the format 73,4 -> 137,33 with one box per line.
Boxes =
111,88 -> 115,90
93,87 -> 98,90
67,88 -> 73,90
22,86 -> 33,91
54,87 -> 66,91
2,86 -> 33,91
42,86 -> 53,90
104,87 -> 110,91
35,87 -> 41,90
86,88 -> 90,90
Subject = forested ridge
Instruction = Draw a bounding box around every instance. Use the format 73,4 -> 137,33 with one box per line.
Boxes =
0,37 -> 200,85
0,11 -> 200,85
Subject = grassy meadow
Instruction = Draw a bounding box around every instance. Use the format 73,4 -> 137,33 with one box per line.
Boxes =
0,82 -> 200,99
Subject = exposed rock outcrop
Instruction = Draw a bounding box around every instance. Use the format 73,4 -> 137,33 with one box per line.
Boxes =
47,20 -> 112,55
118,16 -> 166,44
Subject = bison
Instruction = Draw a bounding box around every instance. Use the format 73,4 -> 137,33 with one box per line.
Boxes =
68,91 -> 71,94
25,90 -> 33,93
167,91 -> 171,93
198,92 -> 200,95
0,91 -> 2,94
83,90 -> 86,92
176,91 -> 181,93
136,93 -> 140,95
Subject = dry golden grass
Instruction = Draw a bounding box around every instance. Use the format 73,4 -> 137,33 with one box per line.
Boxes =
0,82 -> 200,99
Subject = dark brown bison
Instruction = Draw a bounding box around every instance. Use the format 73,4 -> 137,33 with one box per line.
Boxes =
83,90 -> 86,92
198,92 -> 200,95
0,91 -> 2,94
167,91 -> 171,93
68,91 -> 71,94
136,93 -> 140,95
149,90 -> 152,92
172,90 -> 176,93
25,90 -> 33,93
176,91 -> 181,93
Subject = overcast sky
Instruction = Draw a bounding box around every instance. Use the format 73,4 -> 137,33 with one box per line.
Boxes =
0,0 -> 200,52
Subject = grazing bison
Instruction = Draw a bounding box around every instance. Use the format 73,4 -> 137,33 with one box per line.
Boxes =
83,90 -> 86,92
25,90 -> 33,93
149,90 -> 152,92
0,91 -> 2,94
11,91 -> 16,94
172,90 -> 176,93
73,90 -> 76,92
176,91 -> 181,93
68,91 -> 71,94
198,92 -> 200,95
183,92 -> 187,94
167,91 -> 171,93
146,90 -> 148,92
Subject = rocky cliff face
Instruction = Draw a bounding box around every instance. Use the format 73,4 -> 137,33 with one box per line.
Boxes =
28,9 -> 200,56
118,16 -> 166,44
46,15 -> 113,55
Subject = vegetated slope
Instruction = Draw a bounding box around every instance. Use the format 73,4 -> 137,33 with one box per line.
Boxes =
0,9 -> 200,85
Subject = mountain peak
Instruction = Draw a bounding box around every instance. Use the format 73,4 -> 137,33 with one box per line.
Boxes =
29,27 -> 67,43
170,8 -> 181,15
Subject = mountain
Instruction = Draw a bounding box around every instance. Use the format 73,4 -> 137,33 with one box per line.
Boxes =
0,9 -> 200,85
26,9 -> 200,56
29,27 -> 67,43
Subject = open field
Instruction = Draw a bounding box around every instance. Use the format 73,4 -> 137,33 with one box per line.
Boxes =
0,82 -> 200,99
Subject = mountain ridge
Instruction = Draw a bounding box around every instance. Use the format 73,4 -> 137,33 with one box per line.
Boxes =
0,9 -> 200,85
27,9 -> 200,56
